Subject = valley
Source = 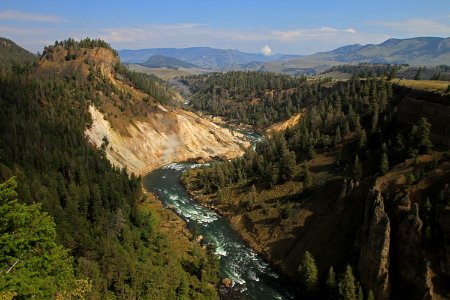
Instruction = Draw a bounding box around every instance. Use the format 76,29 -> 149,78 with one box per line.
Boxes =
1,5 -> 450,298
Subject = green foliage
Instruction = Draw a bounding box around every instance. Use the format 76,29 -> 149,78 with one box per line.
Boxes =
49,37 -> 117,55
298,251 -> 319,295
303,163 -> 313,188
353,155 -> 362,181
0,177 -> 82,298
335,126 -> 342,144
326,266 -> 336,289
416,117 -> 433,154
338,265 -> 357,300
114,63 -> 176,104
0,71 -> 218,298
0,38 -> 37,74
380,152 -> 389,174
367,290 -> 375,300
184,71 -> 308,127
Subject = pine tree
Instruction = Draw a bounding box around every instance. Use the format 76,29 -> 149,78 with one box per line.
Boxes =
343,121 -> 351,137
367,290 -> 375,300
358,129 -> 367,150
380,152 -> 389,174
298,251 -> 318,295
0,177 -> 83,298
357,282 -> 363,300
335,126 -> 342,144
280,149 -> 296,181
303,163 -> 313,188
417,117 -> 433,154
326,266 -> 336,289
338,265 -> 357,300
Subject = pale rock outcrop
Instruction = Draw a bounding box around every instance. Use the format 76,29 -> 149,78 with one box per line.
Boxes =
85,105 -> 249,175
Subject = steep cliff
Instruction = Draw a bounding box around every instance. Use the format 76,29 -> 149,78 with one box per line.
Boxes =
395,86 -> 450,147
85,104 -> 248,175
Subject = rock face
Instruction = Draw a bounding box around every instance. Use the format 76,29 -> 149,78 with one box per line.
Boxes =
396,86 -> 450,147
85,105 -> 249,175
358,189 -> 391,300
396,203 -> 434,299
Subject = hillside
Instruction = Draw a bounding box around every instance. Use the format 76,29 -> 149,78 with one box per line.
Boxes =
274,37 -> 450,74
0,38 -> 249,298
183,71 -> 310,129
182,75 -> 450,299
0,37 -> 37,72
37,40 -> 249,175
141,54 -> 199,69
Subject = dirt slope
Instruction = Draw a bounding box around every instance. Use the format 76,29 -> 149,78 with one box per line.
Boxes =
85,104 -> 248,175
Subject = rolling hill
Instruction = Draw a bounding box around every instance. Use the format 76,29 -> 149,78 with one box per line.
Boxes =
140,54 -> 199,69
273,37 -> 450,74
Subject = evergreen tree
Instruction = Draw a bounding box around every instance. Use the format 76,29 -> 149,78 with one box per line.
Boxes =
303,163 -> 313,188
380,152 -> 389,174
335,126 -> 342,144
0,177 -> 85,298
338,265 -> 357,300
367,290 -> 375,300
280,149 -> 296,181
417,117 -> 433,154
326,266 -> 336,289
298,251 -> 318,295
358,129 -> 367,150
343,121 -> 351,137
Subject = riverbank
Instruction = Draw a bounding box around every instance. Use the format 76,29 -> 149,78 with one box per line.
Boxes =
144,163 -> 298,299
181,179 -> 288,274
179,171 -> 305,281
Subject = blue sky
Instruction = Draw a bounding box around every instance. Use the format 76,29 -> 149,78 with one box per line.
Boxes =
1,0 -> 449,54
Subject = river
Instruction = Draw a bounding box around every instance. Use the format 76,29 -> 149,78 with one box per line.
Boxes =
144,162 -> 298,300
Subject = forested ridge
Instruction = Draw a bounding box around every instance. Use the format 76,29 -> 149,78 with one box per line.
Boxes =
183,71 -> 312,128
0,37 -> 37,74
183,73 -> 450,299
0,39 -> 219,299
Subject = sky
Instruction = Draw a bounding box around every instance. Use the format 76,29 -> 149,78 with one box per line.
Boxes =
1,0 -> 449,55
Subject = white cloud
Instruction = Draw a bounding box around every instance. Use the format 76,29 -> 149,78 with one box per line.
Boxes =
0,10 -> 65,23
1,23 -> 389,54
261,45 -> 272,56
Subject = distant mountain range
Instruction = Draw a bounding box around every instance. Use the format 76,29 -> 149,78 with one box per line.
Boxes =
119,37 -> 450,73
119,47 -> 298,70
296,37 -> 450,65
